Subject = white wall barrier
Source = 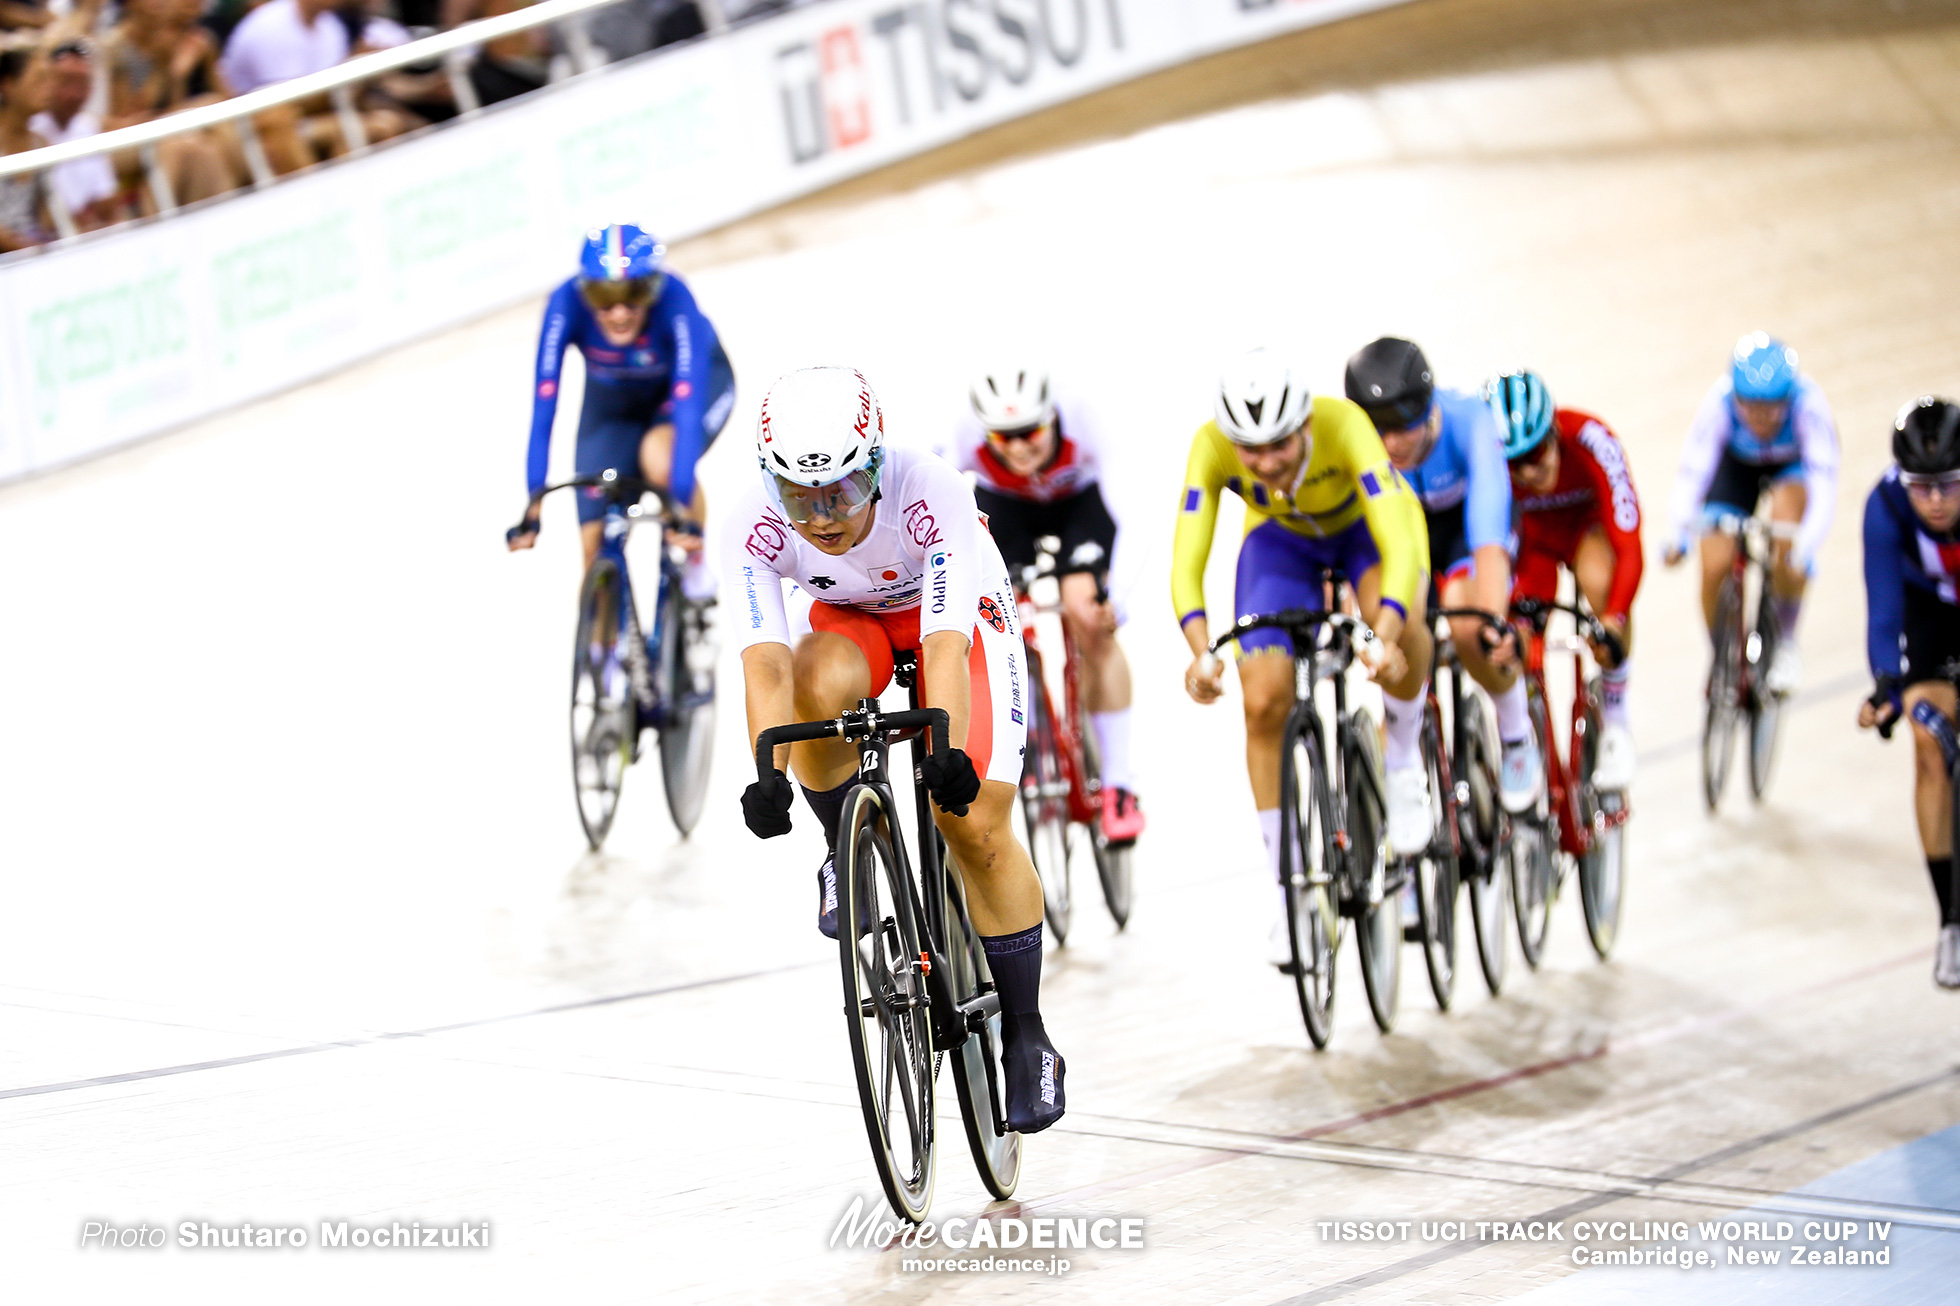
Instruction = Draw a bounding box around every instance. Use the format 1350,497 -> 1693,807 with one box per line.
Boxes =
0,0 -> 1416,483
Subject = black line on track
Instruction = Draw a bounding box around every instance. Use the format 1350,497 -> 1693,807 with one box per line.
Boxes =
1267,1065 -> 1960,1305
0,960 -> 822,1101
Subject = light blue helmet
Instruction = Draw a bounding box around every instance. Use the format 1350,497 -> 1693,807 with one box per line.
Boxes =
578,223 -> 665,300
1485,369 -> 1555,462
1731,331 -> 1798,403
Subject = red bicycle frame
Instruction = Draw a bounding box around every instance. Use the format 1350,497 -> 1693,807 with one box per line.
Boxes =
1516,608 -> 1630,858
1015,590 -> 1101,826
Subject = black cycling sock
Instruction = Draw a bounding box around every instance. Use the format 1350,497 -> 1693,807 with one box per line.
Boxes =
1930,857 -> 1958,926
982,923 -> 1043,1042
800,779 -> 853,853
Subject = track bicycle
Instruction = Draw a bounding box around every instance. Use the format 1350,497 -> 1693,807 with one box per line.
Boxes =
1012,536 -> 1134,943
1211,597 -> 1399,1046
515,471 -> 717,847
1702,514 -> 1801,810
753,651 -> 1020,1223
1420,604 -> 1516,1005
1509,596 -> 1630,964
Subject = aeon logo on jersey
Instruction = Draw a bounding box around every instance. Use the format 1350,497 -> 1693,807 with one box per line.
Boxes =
773,1 -> 1129,166
902,498 -> 943,548
746,507 -> 793,563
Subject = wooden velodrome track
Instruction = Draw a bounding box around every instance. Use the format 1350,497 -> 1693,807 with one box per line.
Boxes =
3,0 -> 1960,1301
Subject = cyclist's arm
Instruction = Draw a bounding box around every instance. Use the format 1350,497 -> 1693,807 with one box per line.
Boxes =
921,629 -> 973,753
1668,385 -> 1729,549
526,282 -> 579,498
661,281 -> 716,512
1344,425 -> 1425,633
1863,482 -> 1908,683
1462,399 -> 1514,557
1794,388 -> 1840,573
1578,420 -> 1645,620
1171,428 -> 1227,640
743,642 -> 796,773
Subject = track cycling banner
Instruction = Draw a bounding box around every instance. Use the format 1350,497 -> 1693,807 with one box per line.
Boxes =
0,0 -> 1419,482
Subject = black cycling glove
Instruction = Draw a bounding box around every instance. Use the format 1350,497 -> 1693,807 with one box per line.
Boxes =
1872,676 -> 1904,740
921,748 -> 981,817
742,768 -> 794,838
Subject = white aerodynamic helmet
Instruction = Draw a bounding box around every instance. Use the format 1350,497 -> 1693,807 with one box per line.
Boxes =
969,364 -> 1055,434
756,366 -> 887,523
1214,347 -> 1313,447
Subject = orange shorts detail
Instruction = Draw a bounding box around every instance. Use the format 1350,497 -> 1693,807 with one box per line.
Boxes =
810,603 -> 1005,783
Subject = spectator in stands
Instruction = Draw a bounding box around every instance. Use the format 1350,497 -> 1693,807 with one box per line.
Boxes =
26,40 -> 129,233
340,0 -> 458,125
221,0 -> 417,170
0,0 -> 52,33
439,0 -> 547,106
104,0 -> 242,200
0,47 -> 52,252
589,0 -> 703,63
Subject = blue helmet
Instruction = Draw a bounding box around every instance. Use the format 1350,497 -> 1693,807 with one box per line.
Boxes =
1731,331 -> 1798,403
1485,369 -> 1555,462
578,223 -> 665,300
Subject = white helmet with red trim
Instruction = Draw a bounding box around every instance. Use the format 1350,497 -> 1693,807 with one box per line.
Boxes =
969,363 -> 1054,434
755,366 -> 887,523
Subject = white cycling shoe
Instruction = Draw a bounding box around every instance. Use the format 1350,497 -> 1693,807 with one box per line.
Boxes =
1268,913 -> 1295,969
1499,739 -> 1544,814
1593,722 -> 1636,791
1386,765 -> 1435,858
1937,924 -> 1960,990
1766,642 -> 1802,696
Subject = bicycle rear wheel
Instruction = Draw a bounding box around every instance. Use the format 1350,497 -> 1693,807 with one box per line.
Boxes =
1080,727 -> 1133,929
1413,709 -> 1460,1012
941,841 -> 1022,1199
1459,690 -> 1510,996
570,560 -> 632,850
1347,713 -> 1401,1034
1511,686 -> 1557,970
1280,711 -> 1339,1048
1747,581 -> 1783,801
1577,679 -> 1627,960
837,785 -> 936,1223
1702,575 -> 1743,811
657,585 -> 716,836
1020,674 -> 1073,944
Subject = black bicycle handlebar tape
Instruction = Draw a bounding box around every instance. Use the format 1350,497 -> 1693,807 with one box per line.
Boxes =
1210,608 -> 1336,654
1596,628 -> 1627,669
751,710 -> 953,782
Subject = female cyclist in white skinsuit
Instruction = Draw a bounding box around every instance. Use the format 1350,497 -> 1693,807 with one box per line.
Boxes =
726,366 -> 1065,1134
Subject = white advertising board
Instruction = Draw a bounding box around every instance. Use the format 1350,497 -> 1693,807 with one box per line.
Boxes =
0,0 -> 1417,481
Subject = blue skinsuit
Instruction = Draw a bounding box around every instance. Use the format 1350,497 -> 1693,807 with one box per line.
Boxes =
1396,386 -> 1513,577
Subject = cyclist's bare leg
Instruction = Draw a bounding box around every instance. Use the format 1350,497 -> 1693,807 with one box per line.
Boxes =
1766,477 -> 1808,609
786,631 -> 872,789
1444,543 -> 1518,697
1906,681 -> 1958,859
580,522 -> 605,571
1058,572 -> 1130,714
637,421 -> 709,525
1697,528 -> 1739,630
1572,527 -> 1633,655
934,780 -> 1044,937
1239,650 -> 1294,811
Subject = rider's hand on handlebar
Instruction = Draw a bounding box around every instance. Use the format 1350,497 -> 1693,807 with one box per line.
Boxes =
1590,614 -> 1629,669
1662,541 -> 1688,567
1479,621 -> 1519,667
1861,678 -> 1904,737
921,747 -> 981,817
1184,652 -> 1225,705
665,518 -> 705,555
742,768 -> 795,838
1364,632 -> 1408,686
506,513 -> 541,551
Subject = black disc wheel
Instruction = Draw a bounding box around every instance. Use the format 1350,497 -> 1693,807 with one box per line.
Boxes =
837,786 -> 936,1223
656,587 -> 716,836
1577,681 -> 1627,960
1020,677 -> 1073,944
1511,687 -> 1557,970
1412,710 -> 1460,1012
1459,691 -> 1510,996
1280,712 -> 1340,1048
1747,583 -> 1783,801
1079,726 -> 1133,930
942,847 -> 1022,1199
1702,576 -> 1743,811
1347,713 -> 1401,1034
570,560 -> 632,850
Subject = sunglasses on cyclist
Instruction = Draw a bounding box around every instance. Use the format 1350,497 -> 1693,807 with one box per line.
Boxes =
1508,439 -> 1556,472
986,422 -> 1047,444
769,458 -> 885,525
1901,469 -> 1960,499
579,275 -> 660,312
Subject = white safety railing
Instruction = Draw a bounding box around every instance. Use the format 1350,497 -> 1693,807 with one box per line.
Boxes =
0,0 -> 755,239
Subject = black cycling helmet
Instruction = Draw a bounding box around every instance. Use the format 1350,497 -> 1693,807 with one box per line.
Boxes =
1345,337 -> 1435,433
1894,396 -> 1960,475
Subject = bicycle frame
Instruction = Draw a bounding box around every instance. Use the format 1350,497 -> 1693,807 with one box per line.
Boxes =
1514,601 -> 1628,859
1014,585 -> 1099,826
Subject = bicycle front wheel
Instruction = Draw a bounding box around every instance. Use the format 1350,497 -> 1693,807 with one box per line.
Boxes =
1280,711 -> 1339,1048
1511,686 -> 1557,970
837,785 -> 936,1223
1020,673 -> 1073,944
1578,679 -> 1627,960
1347,713 -> 1401,1034
1413,708 -> 1460,1011
656,587 -> 716,836
941,839 -> 1022,1199
1703,575 -> 1743,811
1747,582 -> 1783,801
570,560 -> 632,850
1459,690 -> 1510,996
